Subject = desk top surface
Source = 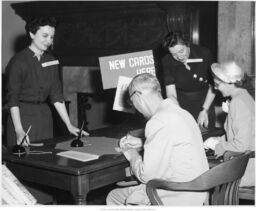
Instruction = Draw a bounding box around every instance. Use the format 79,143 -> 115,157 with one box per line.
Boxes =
3,124 -> 224,176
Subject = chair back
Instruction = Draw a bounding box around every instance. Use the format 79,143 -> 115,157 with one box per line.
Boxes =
146,151 -> 251,205
223,151 -> 255,202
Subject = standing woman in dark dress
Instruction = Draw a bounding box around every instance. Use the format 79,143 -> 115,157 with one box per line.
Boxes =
161,31 -> 216,128
6,17 -> 88,147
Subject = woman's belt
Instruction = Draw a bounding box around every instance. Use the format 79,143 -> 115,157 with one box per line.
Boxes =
19,100 -> 46,105
176,88 -> 208,101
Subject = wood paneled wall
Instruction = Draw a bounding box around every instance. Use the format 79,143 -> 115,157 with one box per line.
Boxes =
11,1 -> 217,67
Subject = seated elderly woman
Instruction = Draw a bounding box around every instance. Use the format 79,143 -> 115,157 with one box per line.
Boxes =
204,61 -> 255,187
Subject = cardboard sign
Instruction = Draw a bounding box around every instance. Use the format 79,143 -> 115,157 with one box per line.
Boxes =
113,76 -> 135,114
99,50 -> 155,89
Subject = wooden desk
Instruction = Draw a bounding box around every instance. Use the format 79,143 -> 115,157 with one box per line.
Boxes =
2,126 -> 131,205
2,125 -> 224,205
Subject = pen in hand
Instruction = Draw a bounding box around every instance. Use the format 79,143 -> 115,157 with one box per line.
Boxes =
77,121 -> 85,140
119,131 -> 132,149
20,125 -> 32,146
120,131 -> 143,150
70,121 -> 85,147
125,131 -> 131,139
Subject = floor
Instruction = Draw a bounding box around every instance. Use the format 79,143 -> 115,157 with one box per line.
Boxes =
53,185 -> 255,206
239,199 -> 255,205
51,183 -> 117,205
87,184 -> 117,205
32,182 -> 254,206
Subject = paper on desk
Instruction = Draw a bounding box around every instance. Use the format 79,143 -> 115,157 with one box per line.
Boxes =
57,151 -> 99,162
55,136 -> 121,156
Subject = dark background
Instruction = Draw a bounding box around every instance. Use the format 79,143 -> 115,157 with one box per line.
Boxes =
3,1 -> 219,137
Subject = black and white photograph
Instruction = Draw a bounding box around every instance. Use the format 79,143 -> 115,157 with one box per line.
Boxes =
1,0 -> 255,209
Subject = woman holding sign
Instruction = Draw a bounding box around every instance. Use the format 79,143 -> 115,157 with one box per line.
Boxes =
6,16 -> 88,148
161,31 -> 216,128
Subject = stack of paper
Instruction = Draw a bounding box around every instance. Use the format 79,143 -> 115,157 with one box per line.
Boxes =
57,151 -> 99,162
2,165 -> 37,205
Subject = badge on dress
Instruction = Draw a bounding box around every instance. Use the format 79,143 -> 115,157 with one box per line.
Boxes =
186,58 -> 203,63
41,60 -> 59,67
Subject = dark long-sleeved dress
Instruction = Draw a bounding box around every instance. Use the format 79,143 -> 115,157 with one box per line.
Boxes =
161,44 -> 215,127
6,47 -> 64,147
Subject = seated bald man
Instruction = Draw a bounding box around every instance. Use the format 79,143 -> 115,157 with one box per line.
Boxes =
106,73 -> 209,206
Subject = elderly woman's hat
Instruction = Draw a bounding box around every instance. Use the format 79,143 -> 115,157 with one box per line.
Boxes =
211,61 -> 244,83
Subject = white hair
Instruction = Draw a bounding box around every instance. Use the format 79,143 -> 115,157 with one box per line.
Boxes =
128,73 -> 161,95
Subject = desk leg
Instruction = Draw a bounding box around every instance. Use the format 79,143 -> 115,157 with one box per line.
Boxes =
72,194 -> 88,205
70,175 -> 89,205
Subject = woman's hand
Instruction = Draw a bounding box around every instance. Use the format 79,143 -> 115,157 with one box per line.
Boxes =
197,109 -> 209,128
54,102 -> 89,136
204,137 -> 220,150
214,143 -> 226,158
16,129 -> 30,146
66,123 -> 89,137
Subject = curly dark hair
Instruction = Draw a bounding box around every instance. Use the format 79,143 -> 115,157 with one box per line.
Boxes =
162,31 -> 190,52
25,16 -> 57,35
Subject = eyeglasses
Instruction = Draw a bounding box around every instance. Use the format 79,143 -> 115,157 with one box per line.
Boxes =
214,79 -> 233,89
127,90 -> 142,106
214,80 -> 222,88
129,90 -> 142,99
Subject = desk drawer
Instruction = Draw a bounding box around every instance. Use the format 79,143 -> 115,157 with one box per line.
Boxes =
89,163 -> 128,190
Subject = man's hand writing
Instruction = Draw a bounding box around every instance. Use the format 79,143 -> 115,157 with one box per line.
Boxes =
122,148 -> 140,161
119,134 -> 142,149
